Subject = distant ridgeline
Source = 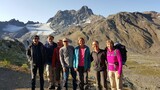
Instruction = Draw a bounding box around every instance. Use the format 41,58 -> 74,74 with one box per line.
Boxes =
0,6 -> 160,55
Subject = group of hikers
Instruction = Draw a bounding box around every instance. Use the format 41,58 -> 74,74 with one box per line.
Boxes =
27,35 -> 126,90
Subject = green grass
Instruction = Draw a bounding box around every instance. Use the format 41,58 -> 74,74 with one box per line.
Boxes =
126,60 -> 138,66
21,64 -> 29,71
0,59 -> 11,68
0,39 -> 27,66
0,49 -> 27,66
136,65 -> 160,77
125,58 -> 160,77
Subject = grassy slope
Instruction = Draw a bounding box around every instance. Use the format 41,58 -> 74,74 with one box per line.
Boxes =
124,54 -> 160,89
0,39 -> 27,66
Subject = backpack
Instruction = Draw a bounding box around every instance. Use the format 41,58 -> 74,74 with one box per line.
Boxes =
114,43 -> 127,65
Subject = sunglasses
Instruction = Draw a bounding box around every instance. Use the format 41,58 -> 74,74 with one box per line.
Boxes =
63,41 -> 68,42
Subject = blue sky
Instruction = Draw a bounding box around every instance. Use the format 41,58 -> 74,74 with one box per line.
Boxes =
0,0 -> 160,23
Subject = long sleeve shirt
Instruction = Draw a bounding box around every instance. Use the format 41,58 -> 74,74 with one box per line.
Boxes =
44,42 -> 57,64
59,45 -> 74,68
91,49 -> 107,71
74,45 -> 91,70
106,49 -> 122,75
52,47 -> 61,68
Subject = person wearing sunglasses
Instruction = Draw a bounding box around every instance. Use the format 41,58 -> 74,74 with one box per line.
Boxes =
59,38 -> 77,90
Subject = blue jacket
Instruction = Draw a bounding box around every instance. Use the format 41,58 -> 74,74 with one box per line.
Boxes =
44,42 -> 57,64
73,45 -> 91,70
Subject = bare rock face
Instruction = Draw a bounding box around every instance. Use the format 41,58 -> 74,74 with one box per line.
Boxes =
105,12 -> 160,54
47,6 -> 94,33
1,6 -> 159,55
55,11 -> 160,55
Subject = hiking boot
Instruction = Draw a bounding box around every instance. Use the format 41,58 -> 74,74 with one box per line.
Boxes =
48,85 -> 55,89
57,86 -> 61,90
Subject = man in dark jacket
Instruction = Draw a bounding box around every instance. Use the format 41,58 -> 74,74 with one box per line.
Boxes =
91,41 -> 107,90
44,35 -> 57,89
27,35 -> 46,90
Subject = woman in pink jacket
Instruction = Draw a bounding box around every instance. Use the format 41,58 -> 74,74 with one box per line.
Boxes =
106,40 -> 123,90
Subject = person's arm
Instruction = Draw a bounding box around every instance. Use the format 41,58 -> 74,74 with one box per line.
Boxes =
116,49 -> 122,76
73,47 -> 78,71
104,49 -> 108,64
39,43 -> 47,65
87,47 -> 91,71
43,44 -> 48,64
102,51 -> 107,66
52,48 -> 57,68
26,46 -> 31,62
90,52 -> 93,62
90,51 -> 94,70
59,48 -> 65,68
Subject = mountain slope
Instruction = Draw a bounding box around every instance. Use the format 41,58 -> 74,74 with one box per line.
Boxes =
0,6 -> 160,55
0,37 -> 26,65
54,11 -> 160,54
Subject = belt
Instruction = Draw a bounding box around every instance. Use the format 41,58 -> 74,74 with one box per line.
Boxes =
108,63 -> 117,70
108,63 -> 115,65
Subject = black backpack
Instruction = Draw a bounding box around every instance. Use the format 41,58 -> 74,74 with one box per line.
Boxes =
114,43 -> 127,65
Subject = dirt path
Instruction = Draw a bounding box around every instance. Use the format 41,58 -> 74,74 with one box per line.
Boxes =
1,54 -> 160,90
0,67 -> 51,90
0,67 -> 134,90
0,67 -> 30,90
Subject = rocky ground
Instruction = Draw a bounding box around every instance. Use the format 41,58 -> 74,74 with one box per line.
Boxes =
1,54 -> 159,90
0,67 -> 133,90
123,54 -> 160,90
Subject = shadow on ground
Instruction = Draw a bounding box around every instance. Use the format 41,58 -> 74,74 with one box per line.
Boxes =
0,67 -> 134,90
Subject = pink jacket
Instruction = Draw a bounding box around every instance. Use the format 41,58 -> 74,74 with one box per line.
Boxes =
106,49 -> 122,75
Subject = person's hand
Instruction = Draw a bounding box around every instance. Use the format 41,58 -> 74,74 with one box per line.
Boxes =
117,74 -> 121,79
74,68 -> 78,72
27,60 -> 30,65
53,67 -> 56,70
63,68 -> 66,72
87,68 -> 90,72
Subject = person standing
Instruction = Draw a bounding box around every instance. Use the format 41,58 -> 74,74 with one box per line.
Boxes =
74,37 -> 91,90
59,38 -> 77,90
27,35 -> 46,90
91,41 -> 107,90
106,40 -> 123,90
52,39 -> 63,90
44,35 -> 57,89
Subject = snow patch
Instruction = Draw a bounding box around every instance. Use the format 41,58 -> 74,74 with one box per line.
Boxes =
2,23 -> 55,36
85,19 -> 91,23
26,23 -> 55,35
3,24 -> 24,32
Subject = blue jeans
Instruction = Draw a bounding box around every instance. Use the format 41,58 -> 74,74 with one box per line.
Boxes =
63,67 -> 77,90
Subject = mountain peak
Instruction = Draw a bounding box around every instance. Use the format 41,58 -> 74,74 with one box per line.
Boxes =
77,6 -> 93,15
47,6 -> 94,31
8,19 -> 25,26
80,6 -> 89,11
81,6 -> 89,9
